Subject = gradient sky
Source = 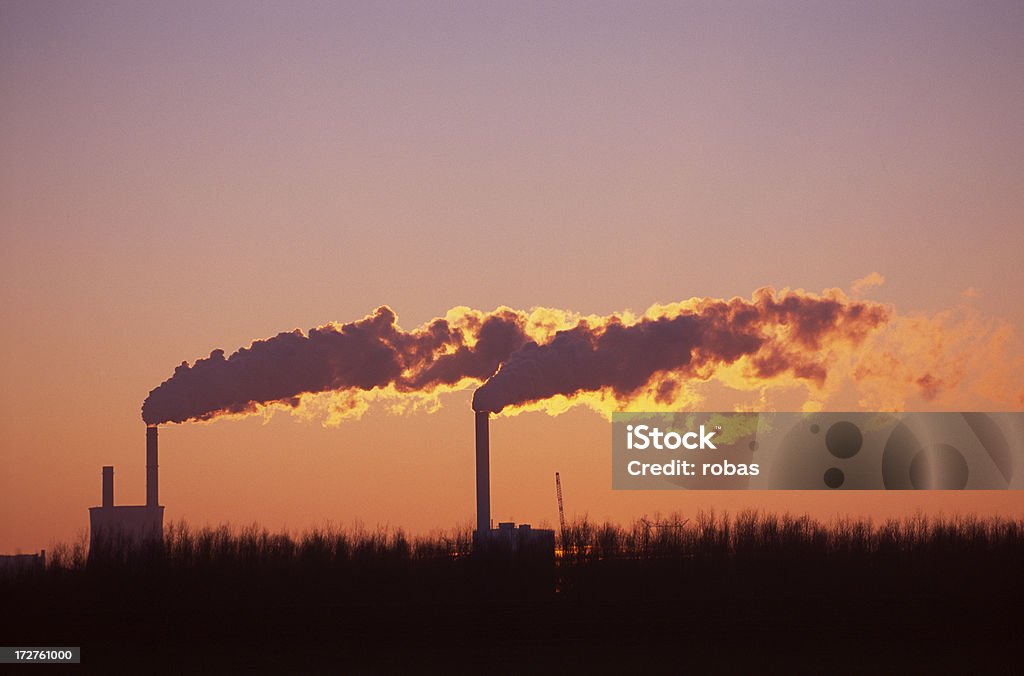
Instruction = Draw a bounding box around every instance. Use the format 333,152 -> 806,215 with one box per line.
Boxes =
2,1 -> 1023,553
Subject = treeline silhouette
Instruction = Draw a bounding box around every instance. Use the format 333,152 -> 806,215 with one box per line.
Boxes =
35,510 -> 1023,568
3,512 -> 1021,670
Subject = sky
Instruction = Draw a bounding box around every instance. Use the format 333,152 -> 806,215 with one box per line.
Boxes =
2,1 -> 1023,553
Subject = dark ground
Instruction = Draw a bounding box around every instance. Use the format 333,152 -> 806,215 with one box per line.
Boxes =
3,556 -> 1019,673
4,515 -> 1020,673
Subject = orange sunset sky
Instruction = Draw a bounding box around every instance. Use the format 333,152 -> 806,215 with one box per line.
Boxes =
2,2 -> 1023,553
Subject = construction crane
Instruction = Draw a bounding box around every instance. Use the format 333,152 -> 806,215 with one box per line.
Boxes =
555,472 -> 567,548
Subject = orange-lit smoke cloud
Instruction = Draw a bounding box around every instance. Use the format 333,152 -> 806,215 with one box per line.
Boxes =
142,305 -> 579,424
143,286 -> 1023,426
851,306 -> 1024,411
472,288 -> 887,413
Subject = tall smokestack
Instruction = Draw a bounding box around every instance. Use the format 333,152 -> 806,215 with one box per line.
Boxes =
475,411 -> 490,535
102,466 -> 114,508
146,425 -> 158,508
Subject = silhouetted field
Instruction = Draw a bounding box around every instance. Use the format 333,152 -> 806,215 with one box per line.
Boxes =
3,512 -> 1021,672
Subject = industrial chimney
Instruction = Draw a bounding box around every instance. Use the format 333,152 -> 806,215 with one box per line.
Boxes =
102,466 -> 114,508
87,429 -> 165,556
469,409 -> 555,559
146,425 -> 159,507
475,411 -> 490,535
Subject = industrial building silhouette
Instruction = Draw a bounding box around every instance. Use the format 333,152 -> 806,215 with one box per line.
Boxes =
88,426 -> 163,551
473,411 -> 555,558
85,413 -> 552,558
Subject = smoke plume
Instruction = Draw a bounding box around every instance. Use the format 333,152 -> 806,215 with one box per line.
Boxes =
472,288 -> 886,412
142,306 -> 537,424
143,284 -> 1024,425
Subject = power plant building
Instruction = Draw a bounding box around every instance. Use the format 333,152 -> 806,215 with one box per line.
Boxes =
473,411 -> 555,558
88,426 -> 164,552
85,413 -> 551,558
